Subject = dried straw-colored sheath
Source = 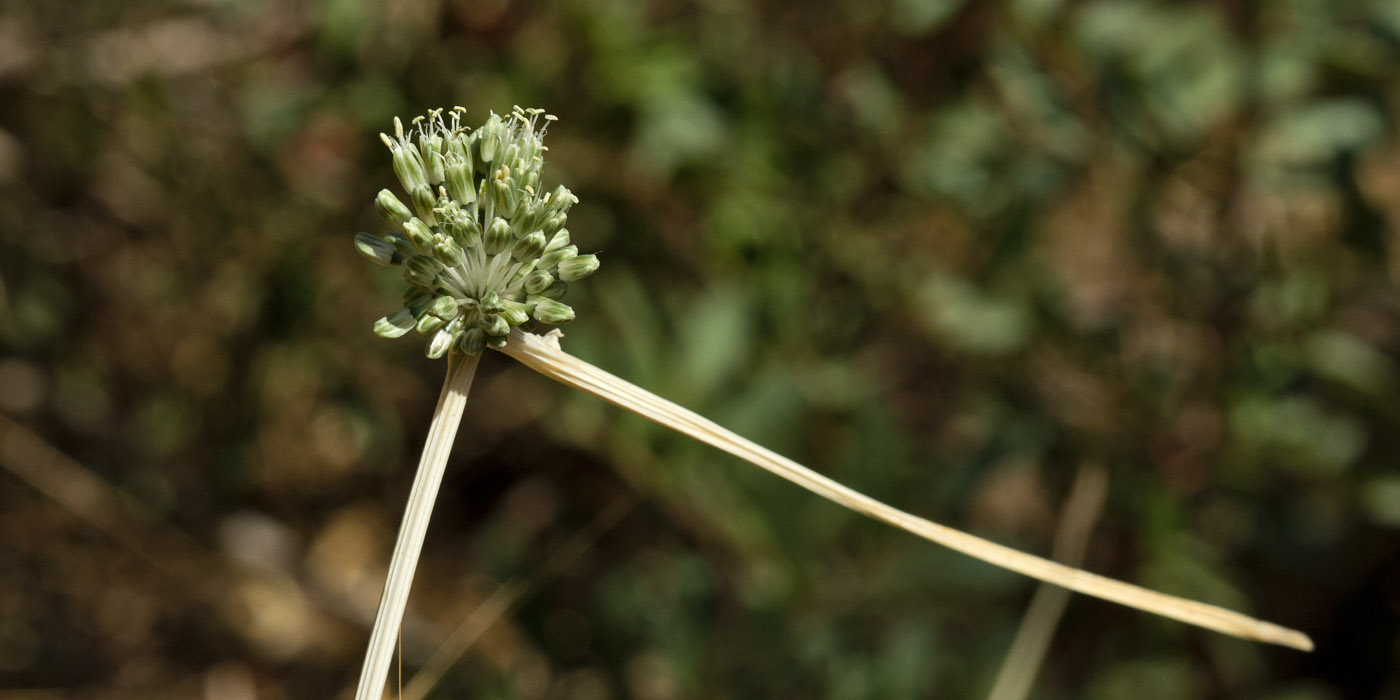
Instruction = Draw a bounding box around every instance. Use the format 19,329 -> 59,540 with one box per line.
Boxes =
497,329 -> 1313,652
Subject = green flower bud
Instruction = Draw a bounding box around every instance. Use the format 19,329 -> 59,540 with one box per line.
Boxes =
543,228 -> 571,253
426,326 -> 455,359
421,132 -> 446,184
512,231 -> 546,262
500,300 -> 530,326
487,335 -> 508,349
540,280 -> 568,299
479,290 -> 503,313
522,269 -> 554,295
403,218 -> 434,251
484,217 -> 512,255
433,237 -> 466,267
528,296 -> 575,324
491,173 -> 519,219
355,232 -> 397,266
445,161 -> 475,205
542,214 -> 566,236
411,184 -> 438,224
390,142 -> 428,192
374,308 -> 416,338
385,232 -> 416,258
429,295 -> 460,320
459,327 -> 486,355
557,253 -> 599,282
416,311 -> 447,335
479,114 -> 502,163
405,288 -> 432,315
481,313 -> 510,337
375,189 -> 413,225
539,244 -> 577,271
404,255 -> 439,287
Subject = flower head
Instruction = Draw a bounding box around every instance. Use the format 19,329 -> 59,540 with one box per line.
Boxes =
355,106 -> 598,357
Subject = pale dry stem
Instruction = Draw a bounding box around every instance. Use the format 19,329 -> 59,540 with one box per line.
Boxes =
496,329 -> 1313,652
355,350 -> 482,700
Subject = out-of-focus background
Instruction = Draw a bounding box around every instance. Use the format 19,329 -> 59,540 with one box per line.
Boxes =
2,0 -> 1399,698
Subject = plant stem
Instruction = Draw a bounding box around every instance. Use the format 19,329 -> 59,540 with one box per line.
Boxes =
987,464 -> 1108,700
355,350 -> 482,700
496,329 -> 1313,652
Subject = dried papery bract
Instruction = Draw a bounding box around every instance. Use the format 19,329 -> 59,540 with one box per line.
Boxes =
495,330 -> 1314,652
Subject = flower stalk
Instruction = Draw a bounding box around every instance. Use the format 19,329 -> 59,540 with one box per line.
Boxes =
354,350 -> 481,700
496,328 -> 1314,652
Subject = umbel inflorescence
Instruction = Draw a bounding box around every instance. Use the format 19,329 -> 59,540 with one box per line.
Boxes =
355,106 -> 598,358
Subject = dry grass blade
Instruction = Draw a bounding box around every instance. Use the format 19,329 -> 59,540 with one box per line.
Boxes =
355,350 -> 482,700
496,329 -> 1313,652
987,464 -> 1109,700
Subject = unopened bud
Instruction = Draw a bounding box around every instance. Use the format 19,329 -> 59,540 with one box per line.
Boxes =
375,189 -> 413,225
539,244 -> 577,270
523,270 -> 554,295
373,308 -> 416,338
416,311 -> 446,335
557,253 -> 599,281
484,217 -> 512,255
403,218 -> 434,251
429,295 -> 460,320
445,162 -> 475,205
354,232 -> 397,266
512,231 -> 546,262
459,327 -> 486,354
528,296 -> 575,324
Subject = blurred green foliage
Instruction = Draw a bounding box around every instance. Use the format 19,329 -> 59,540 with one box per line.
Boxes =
2,0 -> 1399,698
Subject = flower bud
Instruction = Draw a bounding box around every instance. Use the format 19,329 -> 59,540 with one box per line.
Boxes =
421,132 -> 446,184
385,232 -> 416,257
427,317 -> 462,359
390,142 -> 428,192
405,288 -> 431,315
373,308 -> 416,338
354,232 -> 397,265
487,334 -> 508,349
479,290 -> 503,313
481,313 -> 510,337
540,280 -> 568,299
500,300 -> 530,326
416,310 -> 447,335
543,228 -> 570,253
522,269 -> 554,295
542,214 -> 566,236
528,296 -> 575,324
403,218 -> 434,251
539,244 -> 577,270
479,114 -> 502,163
484,217 -> 512,255
404,255 -> 439,287
512,231 -> 546,262
411,184 -> 438,224
433,237 -> 466,268
445,161 -> 475,205
459,327 -> 486,354
429,295 -> 460,320
375,189 -> 413,225
557,253 -> 599,281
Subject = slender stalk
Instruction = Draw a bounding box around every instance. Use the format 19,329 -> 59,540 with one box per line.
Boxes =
355,350 -> 483,700
496,329 -> 1313,652
987,464 -> 1108,700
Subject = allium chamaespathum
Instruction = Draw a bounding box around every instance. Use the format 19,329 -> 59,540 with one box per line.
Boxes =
355,107 -> 598,358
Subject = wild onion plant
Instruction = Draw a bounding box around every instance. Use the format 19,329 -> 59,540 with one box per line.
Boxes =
352,107 -> 1311,699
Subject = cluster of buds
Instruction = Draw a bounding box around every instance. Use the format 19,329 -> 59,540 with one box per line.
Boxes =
355,106 -> 599,357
